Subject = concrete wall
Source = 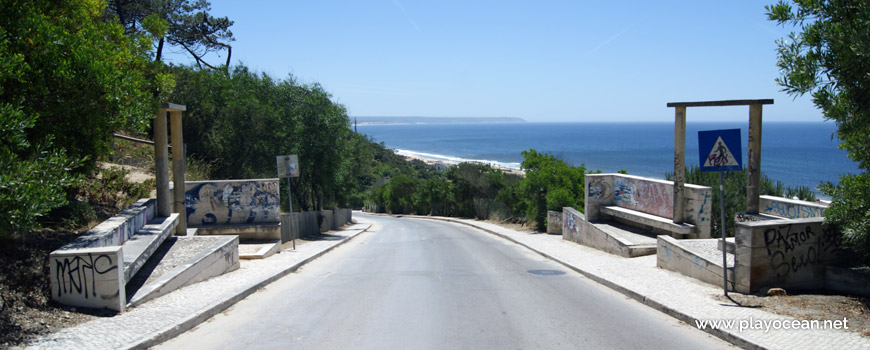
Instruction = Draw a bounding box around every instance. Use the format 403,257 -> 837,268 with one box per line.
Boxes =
49,198 -> 156,312
760,195 -> 827,219
184,179 -> 280,227
62,199 -> 155,249
280,210 -> 352,242
547,211 -> 563,234
50,246 -> 126,311
614,176 -> 674,219
320,210 -> 334,232
333,209 -> 352,228
657,236 -> 732,288
562,207 -> 652,257
734,217 -> 845,293
295,211 -> 320,238
585,174 -> 712,238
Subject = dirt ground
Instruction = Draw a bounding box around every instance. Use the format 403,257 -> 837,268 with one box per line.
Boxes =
0,230 -> 105,347
719,292 -> 869,337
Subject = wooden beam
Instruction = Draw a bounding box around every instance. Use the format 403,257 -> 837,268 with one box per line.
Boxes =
666,99 -> 773,108
746,104 -> 763,214
673,106 -> 687,224
154,111 -> 171,217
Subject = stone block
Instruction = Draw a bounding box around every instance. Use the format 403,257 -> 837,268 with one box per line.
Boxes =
547,211 -> 562,234
760,195 -> 827,219
50,246 -> 126,312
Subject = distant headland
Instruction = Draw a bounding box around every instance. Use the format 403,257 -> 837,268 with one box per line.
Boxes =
353,116 -> 526,125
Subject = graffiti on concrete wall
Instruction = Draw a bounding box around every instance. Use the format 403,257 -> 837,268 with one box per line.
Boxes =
695,192 -> 712,223
613,177 -> 674,219
763,223 -> 842,278
762,200 -> 825,219
562,210 -> 581,242
587,177 -> 612,201
185,180 -> 280,226
52,253 -> 117,299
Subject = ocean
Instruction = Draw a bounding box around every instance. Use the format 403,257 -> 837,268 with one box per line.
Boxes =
356,122 -> 861,198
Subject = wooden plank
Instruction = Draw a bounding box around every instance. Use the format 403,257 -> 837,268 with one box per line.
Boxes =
666,99 -> 773,108
673,106 -> 686,223
746,104 -> 763,214
154,111 -> 171,217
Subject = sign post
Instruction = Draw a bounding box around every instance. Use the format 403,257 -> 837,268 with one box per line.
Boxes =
277,155 -> 300,249
698,129 -> 742,297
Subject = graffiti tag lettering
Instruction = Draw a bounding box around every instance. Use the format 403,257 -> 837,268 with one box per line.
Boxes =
54,254 -> 117,298
763,224 -> 842,278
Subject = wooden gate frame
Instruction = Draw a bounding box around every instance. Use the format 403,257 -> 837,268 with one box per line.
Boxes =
667,99 -> 774,224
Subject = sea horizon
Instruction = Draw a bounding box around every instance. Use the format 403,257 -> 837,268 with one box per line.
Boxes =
357,121 -> 859,199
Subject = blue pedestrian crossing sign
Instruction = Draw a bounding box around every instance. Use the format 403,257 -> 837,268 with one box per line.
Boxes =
698,129 -> 742,172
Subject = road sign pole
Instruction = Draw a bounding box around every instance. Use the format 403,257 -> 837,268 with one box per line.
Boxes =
287,176 -> 295,250
719,171 -> 728,297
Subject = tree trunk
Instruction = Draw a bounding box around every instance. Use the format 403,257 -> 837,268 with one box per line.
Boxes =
155,36 -> 165,62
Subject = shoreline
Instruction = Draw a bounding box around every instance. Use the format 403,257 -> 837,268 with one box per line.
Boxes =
396,151 -> 525,176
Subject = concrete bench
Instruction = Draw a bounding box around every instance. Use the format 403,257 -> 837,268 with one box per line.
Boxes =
50,199 -> 178,312
600,205 -> 694,239
585,174 -> 712,239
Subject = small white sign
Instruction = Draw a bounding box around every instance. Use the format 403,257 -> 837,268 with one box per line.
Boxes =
276,155 -> 299,177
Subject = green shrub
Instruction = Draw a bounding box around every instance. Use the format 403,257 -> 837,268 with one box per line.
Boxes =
820,174 -> 870,265
521,149 -> 586,231
0,104 -> 82,238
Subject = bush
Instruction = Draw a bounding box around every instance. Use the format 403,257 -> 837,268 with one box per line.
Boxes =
0,104 -> 81,238
521,149 -> 586,231
820,174 -> 870,265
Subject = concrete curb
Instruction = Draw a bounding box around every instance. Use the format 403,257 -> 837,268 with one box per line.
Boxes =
413,215 -> 764,350
132,222 -> 372,349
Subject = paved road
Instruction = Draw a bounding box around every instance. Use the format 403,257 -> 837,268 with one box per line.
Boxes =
158,214 -> 734,349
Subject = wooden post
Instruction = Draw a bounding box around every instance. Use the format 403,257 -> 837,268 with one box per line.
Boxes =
154,110 -> 171,217
673,106 -> 686,223
746,104 -> 763,214
170,110 -> 186,235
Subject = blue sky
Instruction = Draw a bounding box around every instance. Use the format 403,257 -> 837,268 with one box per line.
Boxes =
166,1 -> 823,122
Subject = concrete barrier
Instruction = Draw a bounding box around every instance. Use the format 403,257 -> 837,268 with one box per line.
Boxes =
734,217 -> 845,293
184,179 -> 280,226
333,209 -> 352,229
760,195 -> 827,219
49,199 -> 178,311
320,210 -> 334,232
657,236 -> 733,288
547,211 -> 562,234
280,210 -> 352,242
50,246 -> 126,311
184,179 -> 281,239
562,207 -> 656,257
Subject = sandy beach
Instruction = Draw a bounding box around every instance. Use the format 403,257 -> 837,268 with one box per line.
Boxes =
396,151 -> 526,176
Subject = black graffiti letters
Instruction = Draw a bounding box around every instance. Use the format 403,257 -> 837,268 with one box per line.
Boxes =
762,224 -> 841,278
54,253 -> 117,298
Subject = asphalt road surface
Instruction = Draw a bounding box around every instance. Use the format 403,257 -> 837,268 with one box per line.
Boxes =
158,213 -> 734,349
